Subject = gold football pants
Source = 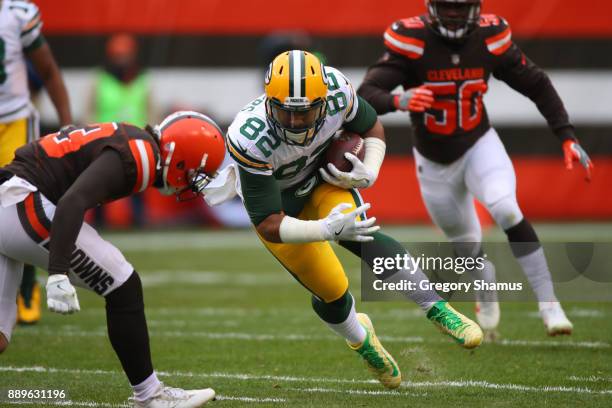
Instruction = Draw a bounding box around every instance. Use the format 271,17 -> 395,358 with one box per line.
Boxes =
258,183 -> 365,303
0,115 -> 38,166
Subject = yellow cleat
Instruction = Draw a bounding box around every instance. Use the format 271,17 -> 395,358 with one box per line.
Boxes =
348,313 -> 401,389
17,282 -> 41,325
427,301 -> 483,349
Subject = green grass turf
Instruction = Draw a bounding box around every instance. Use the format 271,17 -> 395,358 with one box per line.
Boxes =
1,224 -> 611,407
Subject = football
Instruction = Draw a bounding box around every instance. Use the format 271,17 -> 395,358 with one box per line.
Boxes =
324,131 -> 365,172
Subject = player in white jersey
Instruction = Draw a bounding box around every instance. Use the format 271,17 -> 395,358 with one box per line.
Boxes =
223,50 -> 483,388
0,0 -> 72,324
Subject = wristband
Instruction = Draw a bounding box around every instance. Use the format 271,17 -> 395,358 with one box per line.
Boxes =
279,216 -> 328,243
362,138 -> 386,179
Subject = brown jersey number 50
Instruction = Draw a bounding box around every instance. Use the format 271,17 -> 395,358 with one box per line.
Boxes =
424,79 -> 486,136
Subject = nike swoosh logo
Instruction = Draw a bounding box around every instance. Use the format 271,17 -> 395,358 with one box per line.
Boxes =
334,226 -> 345,237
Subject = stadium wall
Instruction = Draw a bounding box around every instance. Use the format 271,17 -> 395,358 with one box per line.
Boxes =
33,0 -> 612,223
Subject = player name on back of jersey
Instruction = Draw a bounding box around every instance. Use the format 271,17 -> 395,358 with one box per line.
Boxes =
427,67 -> 485,82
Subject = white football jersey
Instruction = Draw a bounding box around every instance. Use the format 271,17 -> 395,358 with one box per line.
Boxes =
227,66 -> 359,191
0,0 -> 43,123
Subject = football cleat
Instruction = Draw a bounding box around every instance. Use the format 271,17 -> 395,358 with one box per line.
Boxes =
130,384 -> 215,408
348,313 -> 401,389
17,282 -> 41,325
539,302 -> 573,336
427,301 -> 483,349
475,301 -> 500,342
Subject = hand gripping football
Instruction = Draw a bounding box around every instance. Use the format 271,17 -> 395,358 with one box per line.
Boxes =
323,131 -> 365,172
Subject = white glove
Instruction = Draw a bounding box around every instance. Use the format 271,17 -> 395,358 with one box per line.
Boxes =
319,153 -> 377,189
46,274 -> 80,314
321,203 -> 380,242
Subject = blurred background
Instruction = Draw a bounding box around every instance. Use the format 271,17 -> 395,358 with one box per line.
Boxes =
32,0 -> 612,229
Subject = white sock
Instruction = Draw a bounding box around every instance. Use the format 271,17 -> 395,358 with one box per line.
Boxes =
382,265 -> 442,312
132,371 -> 161,402
325,299 -> 366,345
472,259 -> 499,303
516,248 -> 558,303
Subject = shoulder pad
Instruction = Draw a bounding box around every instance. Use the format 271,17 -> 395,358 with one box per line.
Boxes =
324,66 -> 358,120
8,1 -> 41,26
227,112 -> 273,175
480,15 -> 512,56
324,66 -> 353,91
384,17 -> 426,60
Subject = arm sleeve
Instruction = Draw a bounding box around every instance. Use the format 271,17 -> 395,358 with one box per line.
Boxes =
238,167 -> 283,226
344,96 -> 378,134
493,44 -> 576,141
47,149 -> 132,275
357,52 -> 418,114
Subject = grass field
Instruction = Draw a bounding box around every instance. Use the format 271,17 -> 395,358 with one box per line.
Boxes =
1,224 -> 612,407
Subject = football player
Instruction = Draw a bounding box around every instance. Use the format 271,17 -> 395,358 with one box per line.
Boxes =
224,50 -> 483,389
358,0 -> 592,337
0,0 -> 72,324
0,111 -> 225,407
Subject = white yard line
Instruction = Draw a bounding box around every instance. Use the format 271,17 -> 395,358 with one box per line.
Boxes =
291,382 -> 612,396
5,396 -> 283,406
140,271 -> 291,287
1,366 -> 611,396
0,365 -> 378,385
568,375 -> 612,383
102,230 -> 261,251
527,309 -> 605,319
5,401 -> 129,407
401,380 -> 612,395
215,395 -> 286,403
287,386 -> 427,397
16,327 -> 609,349
496,339 -> 609,349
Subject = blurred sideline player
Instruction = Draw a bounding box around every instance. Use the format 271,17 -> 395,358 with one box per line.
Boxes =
86,33 -> 155,228
220,50 -> 483,389
0,111 -> 225,407
0,0 -> 72,325
358,0 -> 593,337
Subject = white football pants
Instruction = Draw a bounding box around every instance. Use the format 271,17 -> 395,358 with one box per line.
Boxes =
414,127 -> 524,247
0,183 -> 133,342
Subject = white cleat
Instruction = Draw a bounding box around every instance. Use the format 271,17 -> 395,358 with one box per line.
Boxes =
130,384 -> 215,408
539,302 -> 573,336
475,301 -> 501,341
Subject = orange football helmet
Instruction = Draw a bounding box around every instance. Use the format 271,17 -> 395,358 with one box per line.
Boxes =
155,111 -> 225,200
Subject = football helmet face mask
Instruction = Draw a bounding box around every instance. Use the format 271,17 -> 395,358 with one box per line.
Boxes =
154,111 -> 226,200
426,0 -> 482,40
265,50 -> 328,146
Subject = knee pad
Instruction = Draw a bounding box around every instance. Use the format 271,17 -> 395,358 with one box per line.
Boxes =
505,218 -> 541,258
105,271 -> 144,313
487,195 -> 523,230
